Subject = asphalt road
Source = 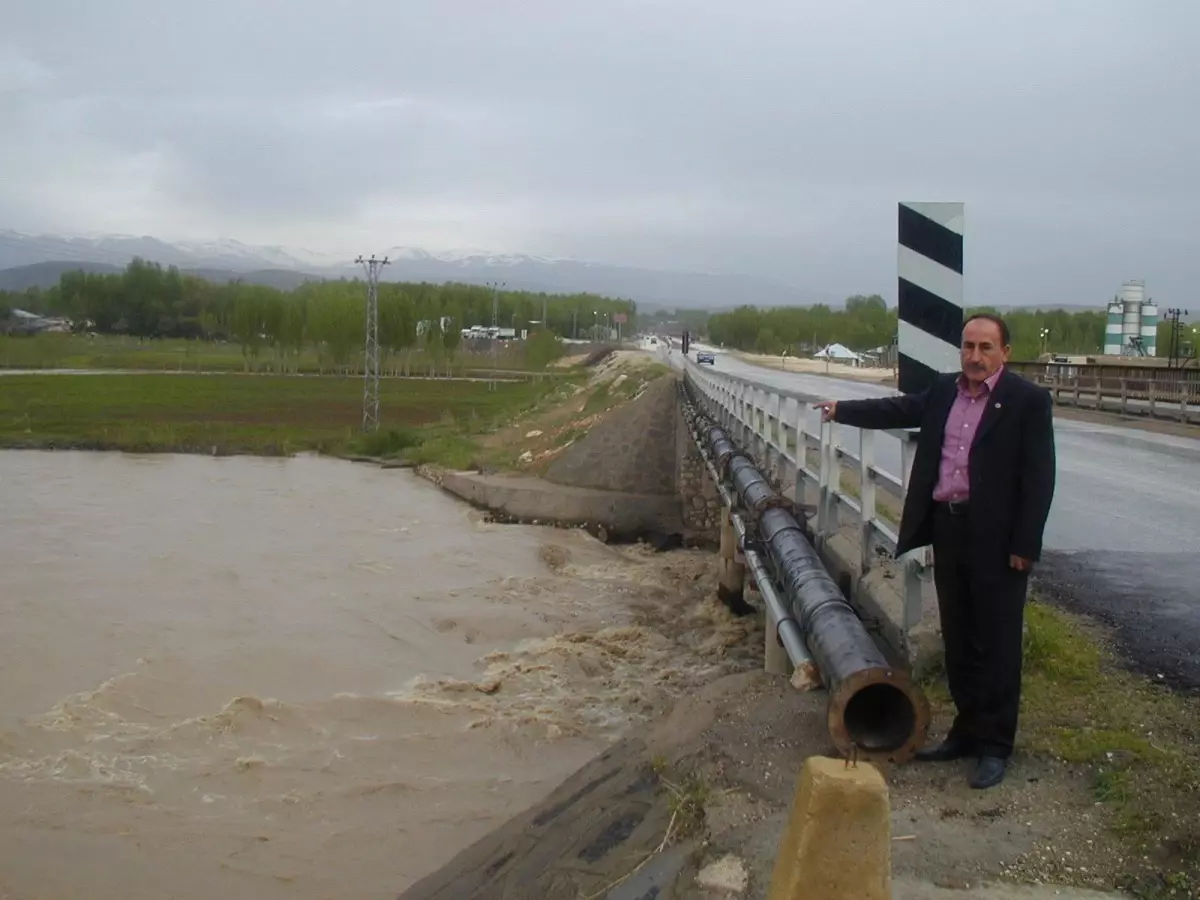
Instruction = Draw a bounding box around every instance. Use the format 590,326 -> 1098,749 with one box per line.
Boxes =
668,343 -> 1200,689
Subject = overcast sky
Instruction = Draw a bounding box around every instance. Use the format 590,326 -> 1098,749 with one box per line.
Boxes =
2,1 -> 1197,306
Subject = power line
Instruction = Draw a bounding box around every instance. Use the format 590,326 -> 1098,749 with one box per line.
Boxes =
356,254 -> 389,432
1165,307 -> 1189,369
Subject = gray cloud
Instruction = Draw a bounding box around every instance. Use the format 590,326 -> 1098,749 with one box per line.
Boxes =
2,0 -> 1198,306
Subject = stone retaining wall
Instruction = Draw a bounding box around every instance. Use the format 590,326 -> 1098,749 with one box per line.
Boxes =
676,400 -> 722,543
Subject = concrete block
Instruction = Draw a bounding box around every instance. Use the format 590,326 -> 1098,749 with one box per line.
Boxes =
767,756 -> 891,900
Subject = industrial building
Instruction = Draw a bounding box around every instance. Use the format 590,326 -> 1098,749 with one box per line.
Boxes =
1104,280 -> 1158,356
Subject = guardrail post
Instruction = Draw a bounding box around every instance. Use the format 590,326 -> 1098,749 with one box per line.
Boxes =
903,559 -> 924,635
817,419 -> 838,545
742,383 -> 752,447
757,388 -> 768,462
899,433 -> 925,639
859,429 -> 876,575
767,391 -> 781,485
718,506 -> 746,608
900,432 -> 915,493
751,387 -> 759,451
746,386 -> 756,450
792,403 -> 811,521
1149,380 -> 1157,417
736,383 -> 747,446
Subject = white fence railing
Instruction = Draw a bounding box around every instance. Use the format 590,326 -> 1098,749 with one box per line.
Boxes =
683,359 -> 929,636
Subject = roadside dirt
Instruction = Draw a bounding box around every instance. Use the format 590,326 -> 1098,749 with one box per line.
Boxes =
661,673 -> 1139,898
475,351 -> 672,474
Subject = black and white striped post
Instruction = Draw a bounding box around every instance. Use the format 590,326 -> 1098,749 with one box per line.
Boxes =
897,202 -> 964,394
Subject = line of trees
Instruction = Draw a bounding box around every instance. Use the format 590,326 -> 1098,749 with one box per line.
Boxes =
0,259 -> 638,373
704,297 -> 1131,362
707,295 -> 897,356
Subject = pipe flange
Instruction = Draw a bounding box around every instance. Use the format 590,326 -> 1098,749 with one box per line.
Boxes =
826,667 -> 931,764
749,492 -> 792,514
714,445 -> 741,479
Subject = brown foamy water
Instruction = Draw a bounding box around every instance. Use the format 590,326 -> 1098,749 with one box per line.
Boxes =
0,451 -> 757,899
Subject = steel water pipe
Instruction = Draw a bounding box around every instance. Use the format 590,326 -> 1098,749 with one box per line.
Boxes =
690,407 -> 930,762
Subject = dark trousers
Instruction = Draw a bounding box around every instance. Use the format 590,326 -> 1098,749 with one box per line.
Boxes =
932,504 -> 1030,759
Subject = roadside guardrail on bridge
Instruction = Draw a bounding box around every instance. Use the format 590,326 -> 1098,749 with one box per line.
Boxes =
682,358 -> 928,647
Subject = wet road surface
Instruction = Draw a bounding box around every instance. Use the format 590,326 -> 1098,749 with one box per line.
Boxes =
1036,551 -> 1200,690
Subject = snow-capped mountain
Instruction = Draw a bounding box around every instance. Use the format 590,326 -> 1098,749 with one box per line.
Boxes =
0,230 -> 342,272
0,229 -> 830,309
376,246 -> 572,267
171,238 -> 340,270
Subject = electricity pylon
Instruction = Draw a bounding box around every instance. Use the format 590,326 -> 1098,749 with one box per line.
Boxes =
356,254 -> 390,432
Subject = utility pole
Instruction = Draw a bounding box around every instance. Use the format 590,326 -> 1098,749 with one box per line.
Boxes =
356,254 -> 389,432
1166,308 -> 1189,368
487,281 -> 505,391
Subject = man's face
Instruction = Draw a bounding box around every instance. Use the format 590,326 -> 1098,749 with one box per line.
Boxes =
961,318 -> 1010,384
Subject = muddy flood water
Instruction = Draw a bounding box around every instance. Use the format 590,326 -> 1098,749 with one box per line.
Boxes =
0,451 -> 757,899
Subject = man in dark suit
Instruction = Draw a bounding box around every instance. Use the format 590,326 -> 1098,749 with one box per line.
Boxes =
814,314 -> 1056,789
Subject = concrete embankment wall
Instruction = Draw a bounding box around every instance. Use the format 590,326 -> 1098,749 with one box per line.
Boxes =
543,375 -> 678,495
430,373 -> 722,544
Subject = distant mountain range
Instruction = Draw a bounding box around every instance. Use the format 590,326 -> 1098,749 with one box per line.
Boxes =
0,259 -> 322,293
0,230 -> 1104,313
0,229 -> 835,310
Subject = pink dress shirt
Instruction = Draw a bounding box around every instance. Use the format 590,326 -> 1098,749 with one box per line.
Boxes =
932,367 -> 1004,503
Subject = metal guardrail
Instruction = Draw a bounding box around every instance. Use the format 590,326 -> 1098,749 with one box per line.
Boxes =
1017,371 -> 1199,424
682,358 -> 928,638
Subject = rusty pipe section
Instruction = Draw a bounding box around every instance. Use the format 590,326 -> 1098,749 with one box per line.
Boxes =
705,426 -> 738,476
693,409 -> 929,763
757,508 -> 929,761
727,455 -> 791,524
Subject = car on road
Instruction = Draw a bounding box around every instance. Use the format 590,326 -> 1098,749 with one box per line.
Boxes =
695,350 -> 715,365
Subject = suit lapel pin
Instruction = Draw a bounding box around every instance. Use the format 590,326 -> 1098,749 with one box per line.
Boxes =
994,402 -> 1001,409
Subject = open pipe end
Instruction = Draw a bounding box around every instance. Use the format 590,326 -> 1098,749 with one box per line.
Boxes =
826,667 -> 931,764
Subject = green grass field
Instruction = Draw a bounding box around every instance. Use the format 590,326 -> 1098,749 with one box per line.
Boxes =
0,333 -> 541,375
0,373 -> 561,461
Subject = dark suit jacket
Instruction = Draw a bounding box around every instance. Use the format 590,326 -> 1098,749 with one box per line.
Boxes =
834,369 -> 1056,564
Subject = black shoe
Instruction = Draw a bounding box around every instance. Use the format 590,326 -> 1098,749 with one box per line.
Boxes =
914,736 -> 972,762
912,734 -> 969,763
969,756 -> 1007,789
